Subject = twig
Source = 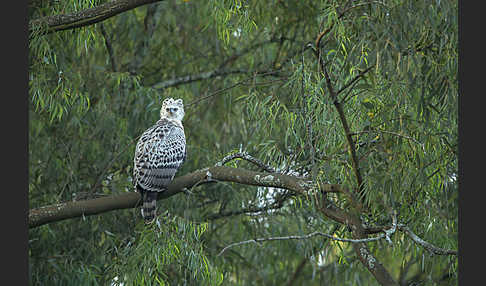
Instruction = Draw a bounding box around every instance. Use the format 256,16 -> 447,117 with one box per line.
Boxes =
99,23 -> 117,72
315,1 -> 387,50
341,88 -> 368,105
336,65 -> 374,96
204,200 -> 286,221
301,44 -> 317,180
398,257 -> 418,285
350,129 -> 426,152
217,213 -> 457,258
152,68 -> 250,90
339,1 -> 387,18
317,54 -> 365,206
217,230 -> 391,256
185,70 -> 284,108
89,137 -> 138,194
217,222 -> 457,257
187,80 -> 245,108
215,151 -> 277,173
399,225 -> 457,256
286,258 -> 308,286
219,37 -> 290,69
363,223 -> 458,256
384,211 -> 397,244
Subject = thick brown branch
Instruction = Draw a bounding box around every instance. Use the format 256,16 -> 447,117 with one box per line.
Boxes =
29,166 -> 345,228
317,196 -> 398,285
351,242 -> 398,286
29,0 -> 164,36
29,192 -> 141,229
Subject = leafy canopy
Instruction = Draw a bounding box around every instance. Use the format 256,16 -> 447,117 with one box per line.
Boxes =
29,0 -> 457,285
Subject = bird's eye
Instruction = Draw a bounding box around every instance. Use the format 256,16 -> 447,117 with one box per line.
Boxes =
166,108 -> 170,112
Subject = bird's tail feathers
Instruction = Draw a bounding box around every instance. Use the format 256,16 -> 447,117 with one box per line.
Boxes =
142,191 -> 158,224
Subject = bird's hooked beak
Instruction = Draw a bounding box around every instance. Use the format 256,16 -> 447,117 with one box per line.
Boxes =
166,107 -> 178,115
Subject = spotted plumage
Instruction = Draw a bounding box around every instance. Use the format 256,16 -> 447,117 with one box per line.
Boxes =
133,98 -> 186,223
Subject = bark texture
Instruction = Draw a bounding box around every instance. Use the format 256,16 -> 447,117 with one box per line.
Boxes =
29,166 -> 337,228
29,0 -> 165,35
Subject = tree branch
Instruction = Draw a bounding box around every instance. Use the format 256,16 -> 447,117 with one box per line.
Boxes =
29,0 -> 164,36
29,166 -> 340,228
315,1 -> 385,50
311,2 -> 387,206
286,258 -> 308,286
312,11 -> 369,208
218,37 -> 290,69
313,12 -> 396,279
351,129 -> 426,154
336,65 -> 374,96
185,69 -> 285,108
317,54 -> 365,207
317,195 -> 398,285
399,225 -> 458,256
204,199 -> 286,221
151,68 -> 250,90
363,224 -> 458,256
99,23 -> 117,72
215,151 -> 278,174
217,230 -> 391,257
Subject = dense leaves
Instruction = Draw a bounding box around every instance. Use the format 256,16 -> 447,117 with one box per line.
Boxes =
29,0 -> 457,285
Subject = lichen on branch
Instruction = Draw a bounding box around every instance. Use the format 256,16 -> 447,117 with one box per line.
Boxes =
28,166 -> 341,228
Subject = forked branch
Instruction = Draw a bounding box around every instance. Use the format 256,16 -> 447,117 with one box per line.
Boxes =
29,166 -> 344,228
215,151 -> 278,173
217,229 -> 393,257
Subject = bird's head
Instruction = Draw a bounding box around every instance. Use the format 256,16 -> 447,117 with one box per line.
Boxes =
160,98 -> 185,122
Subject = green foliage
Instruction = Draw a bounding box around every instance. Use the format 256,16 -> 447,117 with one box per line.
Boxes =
108,217 -> 222,285
29,0 -> 457,285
